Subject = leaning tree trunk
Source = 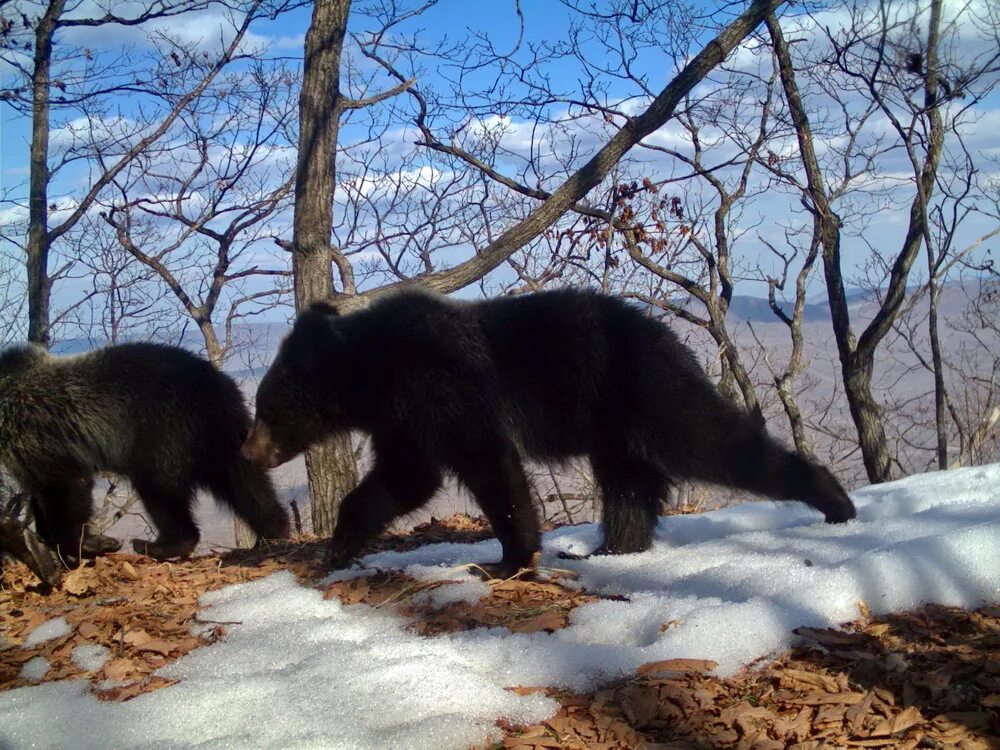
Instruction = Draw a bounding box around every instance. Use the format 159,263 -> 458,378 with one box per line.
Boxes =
292,0 -> 358,535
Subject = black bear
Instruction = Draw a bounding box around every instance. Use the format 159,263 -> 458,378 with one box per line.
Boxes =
244,288 -> 856,577
0,343 -> 290,562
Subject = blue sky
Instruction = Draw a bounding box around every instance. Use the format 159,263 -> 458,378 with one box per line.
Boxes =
2,0 -> 999,339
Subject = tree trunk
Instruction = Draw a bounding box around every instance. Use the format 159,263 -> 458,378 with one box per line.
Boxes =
924,0 -> 949,471
293,0 -> 358,535
767,12 -> 898,483
842,354 -> 893,481
927,276 -> 949,469
25,0 -> 64,347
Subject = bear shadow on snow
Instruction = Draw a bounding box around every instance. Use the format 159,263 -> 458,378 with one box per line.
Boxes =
243,287 -> 856,578
0,343 -> 290,563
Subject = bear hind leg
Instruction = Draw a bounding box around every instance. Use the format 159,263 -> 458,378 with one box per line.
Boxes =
593,453 -> 669,556
131,479 -> 199,560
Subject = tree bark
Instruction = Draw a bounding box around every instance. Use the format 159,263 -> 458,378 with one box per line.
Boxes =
25,0 -> 64,347
923,0 -> 949,470
293,0 -> 358,535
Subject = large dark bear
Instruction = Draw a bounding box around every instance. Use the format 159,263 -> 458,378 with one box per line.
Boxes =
244,288 -> 856,577
0,343 -> 290,562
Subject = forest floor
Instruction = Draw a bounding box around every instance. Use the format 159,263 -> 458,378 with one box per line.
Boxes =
2,512 -> 999,749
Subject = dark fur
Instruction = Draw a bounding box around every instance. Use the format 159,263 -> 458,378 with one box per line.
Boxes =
248,288 -> 856,575
0,343 -> 290,561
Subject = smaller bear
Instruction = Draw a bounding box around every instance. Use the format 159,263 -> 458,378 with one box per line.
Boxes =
0,343 -> 290,561
243,288 -> 856,578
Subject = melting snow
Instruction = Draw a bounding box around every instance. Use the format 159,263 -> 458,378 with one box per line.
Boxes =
1,464 -> 998,749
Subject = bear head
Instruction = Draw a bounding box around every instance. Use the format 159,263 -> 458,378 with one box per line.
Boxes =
242,302 -> 344,468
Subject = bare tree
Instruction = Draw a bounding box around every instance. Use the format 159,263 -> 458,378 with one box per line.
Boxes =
99,59 -> 297,364
0,0 -> 298,348
764,0 -> 1000,482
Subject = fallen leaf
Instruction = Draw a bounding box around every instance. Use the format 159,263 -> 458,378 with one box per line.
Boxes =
871,706 -> 924,737
845,690 -> 875,732
123,629 -> 152,648
96,676 -> 177,703
637,658 -> 718,676
77,621 -> 100,639
507,610 -> 565,634
794,627 -> 866,647
507,686 -> 548,696
103,657 -> 137,681
794,691 -> 866,705
619,685 -> 660,728
120,561 -> 139,581
781,669 -> 840,693
858,600 -> 873,620
63,567 -> 97,596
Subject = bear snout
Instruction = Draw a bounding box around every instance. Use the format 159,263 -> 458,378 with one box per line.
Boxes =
242,421 -> 279,466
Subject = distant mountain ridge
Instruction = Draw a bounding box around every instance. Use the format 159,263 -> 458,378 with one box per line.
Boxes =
42,279 -> 993,360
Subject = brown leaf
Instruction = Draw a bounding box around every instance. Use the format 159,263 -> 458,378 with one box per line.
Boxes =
637,658 -> 717,676
507,610 -> 565,634
63,566 -> 97,596
95,676 -> 177,703
870,706 -> 924,737
120,561 -> 140,581
845,690 -> 875,732
123,629 -> 152,648
734,705 -> 777,735
136,638 -> 175,656
77,621 -> 101,639
103,657 -> 137,681
772,707 -> 813,742
507,686 -> 548,696
813,703 -> 849,726
794,691 -> 867,706
794,627 -> 866,647
781,669 -> 840,693
619,685 -> 660,728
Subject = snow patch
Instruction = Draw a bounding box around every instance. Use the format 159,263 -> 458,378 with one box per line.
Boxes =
19,657 -> 50,681
1,464 -> 998,749
23,617 -> 71,647
71,644 -> 111,672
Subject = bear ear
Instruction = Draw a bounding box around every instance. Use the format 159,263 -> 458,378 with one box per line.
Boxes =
308,301 -> 340,317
